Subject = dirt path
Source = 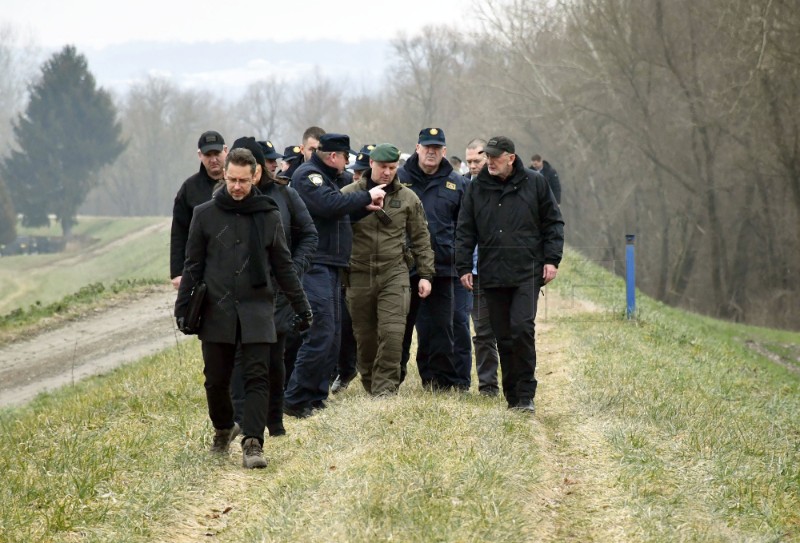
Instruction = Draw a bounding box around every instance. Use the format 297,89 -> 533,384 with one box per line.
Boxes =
0,284 -> 186,408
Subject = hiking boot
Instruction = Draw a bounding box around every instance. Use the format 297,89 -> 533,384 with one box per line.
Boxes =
510,399 -> 535,415
210,422 -> 240,454
242,437 -> 268,469
330,373 -> 356,394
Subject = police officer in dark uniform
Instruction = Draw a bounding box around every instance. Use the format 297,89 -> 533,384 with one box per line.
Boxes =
170,130 -> 227,290
285,133 -> 387,417
398,127 -> 470,391
278,145 -> 303,183
330,143 -> 374,395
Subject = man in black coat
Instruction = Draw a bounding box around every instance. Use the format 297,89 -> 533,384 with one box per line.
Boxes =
456,137 -> 564,414
227,136 -> 318,437
530,154 -> 562,204
175,148 -> 312,468
170,130 -> 227,290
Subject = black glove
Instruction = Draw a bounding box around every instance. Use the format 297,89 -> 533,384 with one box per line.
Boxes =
176,316 -> 192,335
292,309 -> 313,332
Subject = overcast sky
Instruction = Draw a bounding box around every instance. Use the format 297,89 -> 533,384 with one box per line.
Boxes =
2,0 -> 475,49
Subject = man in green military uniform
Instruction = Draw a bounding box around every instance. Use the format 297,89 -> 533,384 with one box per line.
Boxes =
342,143 -> 435,396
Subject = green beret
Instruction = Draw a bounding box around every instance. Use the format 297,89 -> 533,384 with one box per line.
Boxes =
370,143 -> 400,163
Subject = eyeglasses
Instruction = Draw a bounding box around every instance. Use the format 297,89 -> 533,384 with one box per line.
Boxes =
225,177 -> 252,186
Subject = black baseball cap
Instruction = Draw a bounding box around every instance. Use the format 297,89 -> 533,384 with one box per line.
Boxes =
351,144 -> 375,171
484,136 -> 515,157
317,133 -> 353,154
282,145 -> 303,162
198,130 -> 225,154
418,127 -> 446,146
258,140 -> 283,160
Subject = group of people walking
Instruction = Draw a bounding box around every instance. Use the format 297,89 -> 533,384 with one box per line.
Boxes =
171,126 -> 564,469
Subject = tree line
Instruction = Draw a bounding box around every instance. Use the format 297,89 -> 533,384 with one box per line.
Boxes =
1,0 -> 798,329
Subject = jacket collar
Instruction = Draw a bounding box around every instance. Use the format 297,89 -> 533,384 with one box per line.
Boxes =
475,156 -> 528,189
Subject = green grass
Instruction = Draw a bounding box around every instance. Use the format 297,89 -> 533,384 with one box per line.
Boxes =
0,246 -> 798,542
0,216 -> 170,316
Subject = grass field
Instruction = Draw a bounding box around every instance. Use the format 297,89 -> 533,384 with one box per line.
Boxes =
0,216 -> 170,316
1,247 -> 799,542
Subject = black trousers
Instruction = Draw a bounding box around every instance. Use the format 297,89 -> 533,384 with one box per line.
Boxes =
231,333 -> 286,436
483,279 -> 541,406
202,337 -> 270,444
400,275 -> 459,388
336,284 -> 358,380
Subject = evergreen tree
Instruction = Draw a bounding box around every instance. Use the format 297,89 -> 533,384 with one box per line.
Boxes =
1,45 -> 124,237
0,176 -> 15,246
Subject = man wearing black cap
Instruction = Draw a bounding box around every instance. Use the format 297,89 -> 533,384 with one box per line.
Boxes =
257,140 -> 283,181
227,137 -> 318,436
330,143 -> 374,395
170,131 -> 228,291
455,136 -> 564,414
348,144 -> 375,183
286,133 -> 387,417
341,143 -> 435,396
397,128 -> 470,392
278,145 -> 303,183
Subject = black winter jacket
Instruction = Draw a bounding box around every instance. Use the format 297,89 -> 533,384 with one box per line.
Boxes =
539,160 -> 561,204
170,164 -> 219,278
174,189 -> 310,344
455,157 -> 564,288
397,153 -> 465,277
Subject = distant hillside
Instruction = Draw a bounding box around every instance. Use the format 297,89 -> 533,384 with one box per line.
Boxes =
0,216 -> 169,315
78,39 -> 392,99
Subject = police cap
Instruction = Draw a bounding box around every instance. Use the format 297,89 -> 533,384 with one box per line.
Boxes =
317,133 -> 353,154
417,127 -> 446,146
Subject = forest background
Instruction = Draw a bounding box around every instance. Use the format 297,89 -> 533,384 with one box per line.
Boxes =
1,0 -> 798,330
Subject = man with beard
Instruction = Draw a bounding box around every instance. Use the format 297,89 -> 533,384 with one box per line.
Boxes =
175,148 -> 312,468
170,130 -> 227,290
456,136 -> 564,414
228,137 -> 318,437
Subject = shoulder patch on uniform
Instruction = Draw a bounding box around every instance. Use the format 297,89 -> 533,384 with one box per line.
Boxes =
309,173 -> 324,187
446,181 -> 457,190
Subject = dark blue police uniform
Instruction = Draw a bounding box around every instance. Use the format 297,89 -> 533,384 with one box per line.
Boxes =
286,134 -> 372,415
398,128 -> 471,390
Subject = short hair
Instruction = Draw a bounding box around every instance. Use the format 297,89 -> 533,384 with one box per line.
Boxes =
302,126 -> 326,144
225,148 -> 257,175
466,138 -> 487,151
531,154 -> 542,162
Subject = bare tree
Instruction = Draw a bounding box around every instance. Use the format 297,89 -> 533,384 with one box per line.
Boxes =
237,76 -> 286,143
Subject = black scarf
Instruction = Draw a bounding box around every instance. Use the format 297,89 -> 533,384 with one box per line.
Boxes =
213,186 -> 279,288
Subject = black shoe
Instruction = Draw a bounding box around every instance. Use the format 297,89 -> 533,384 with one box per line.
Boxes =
479,387 -> 500,398
330,373 -> 356,394
283,403 -> 313,419
311,399 -> 328,411
267,425 -> 286,437
510,399 -> 535,415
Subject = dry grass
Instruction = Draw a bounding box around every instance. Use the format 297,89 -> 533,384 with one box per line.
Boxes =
2,249 -> 798,542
